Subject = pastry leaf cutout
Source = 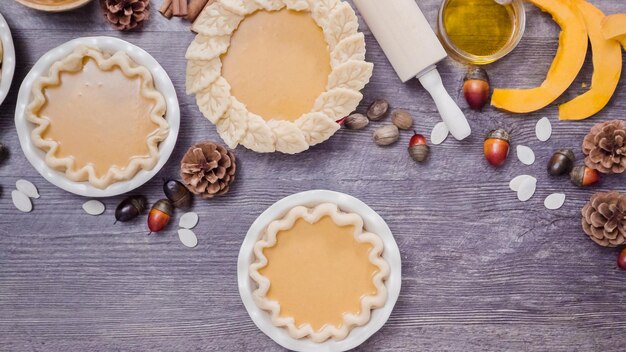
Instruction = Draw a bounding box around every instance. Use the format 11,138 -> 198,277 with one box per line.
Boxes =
196,77 -> 232,124
185,35 -> 230,61
186,58 -> 222,94
313,88 -> 362,120
308,0 -> 340,27
284,0 -> 309,11
325,2 -> 359,50
267,120 -> 309,154
254,0 -> 285,11
192,3 -> 243,36
327,61 -> 374,91
240,113 -> 276,153
331,33 -> 366,68
217,98 -> 249,148
220,0 -> 261,15
296,112 -> 340,146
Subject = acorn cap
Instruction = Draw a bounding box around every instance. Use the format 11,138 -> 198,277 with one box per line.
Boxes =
152,199 -> 174,215
485,129 -> 510,142
464,66 -> 489,83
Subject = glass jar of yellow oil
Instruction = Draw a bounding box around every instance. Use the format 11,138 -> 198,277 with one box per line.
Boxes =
437,0 -> 526,65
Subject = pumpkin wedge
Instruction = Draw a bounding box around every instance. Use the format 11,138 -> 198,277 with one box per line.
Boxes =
491,0 -> 588,113
558,0 -> 622,121
601,14 -> 626,49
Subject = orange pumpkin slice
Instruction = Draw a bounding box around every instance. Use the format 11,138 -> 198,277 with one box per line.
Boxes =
601,14 -> 626,49
558,0 -> 622,121
491,0 -> 588,113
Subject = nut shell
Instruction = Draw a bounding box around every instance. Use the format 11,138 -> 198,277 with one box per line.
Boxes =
344,113 -> 369,130
373,125 -> 400,146
391,110 -> 414,130
367,99 -> 389,121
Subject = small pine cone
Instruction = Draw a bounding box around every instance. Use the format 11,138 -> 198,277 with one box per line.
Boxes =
180,141 -> 237,199
100,0 -> 150,31
581,191 -> 626,247
582,119 -> 626,174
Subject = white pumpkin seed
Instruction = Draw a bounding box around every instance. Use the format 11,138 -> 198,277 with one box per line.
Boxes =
12,190 -> 33,213
178,229 -> 198,248
430,122 -> 449,145
535,117 -> 552,142
509,175 -> 536,192
516,145 -> 536,165
517,177 -> 537,202
544,193 -> 566,210
16,179 -> 39,199
82,200 -> 105,216
179,212 -> 199,229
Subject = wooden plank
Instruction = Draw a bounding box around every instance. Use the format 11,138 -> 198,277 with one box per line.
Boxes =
0,0 -> 626,351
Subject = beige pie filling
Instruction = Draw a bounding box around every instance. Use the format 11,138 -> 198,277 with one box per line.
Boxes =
221,8 -> 331,122
20,0 -> 81,5
258,216 -> 379,331
38,58 -> 160,177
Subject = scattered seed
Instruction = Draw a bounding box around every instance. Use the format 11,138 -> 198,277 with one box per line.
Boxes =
179,212 -> 199,229
344,113 -> 369,130
509,175 -> 536,192
516,145 -> 535,165
16,179 -> 39,199
535,117 -> 552,142
391,110 -> 414,130
373,125 -> 400,146
430,122 -> 449,145
12,190 -> 32,213
82,200 -> 105,216
178,229 -> 198,248
544,193 -> 566,210
367,99 -> 389,120
517,177 -> 537,202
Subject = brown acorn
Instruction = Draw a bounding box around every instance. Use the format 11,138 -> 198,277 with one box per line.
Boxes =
408,131 -> 429,162
547,149 -> 575,176
570,166 -> 600,187
484,129 -> 510,167
367,99 -> 389,121
463,66 -> 490,110
163,179 -> 192,209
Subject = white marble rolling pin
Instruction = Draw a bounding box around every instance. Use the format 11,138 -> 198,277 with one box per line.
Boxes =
353,0 -> 472,140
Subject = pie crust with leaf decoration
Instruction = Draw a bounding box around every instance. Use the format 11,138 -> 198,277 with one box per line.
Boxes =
186,0 -> 372,154
249,203 -> 390,342
27,46 -> 169,189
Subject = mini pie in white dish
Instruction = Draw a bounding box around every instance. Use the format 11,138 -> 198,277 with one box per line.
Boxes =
26,46 -> 170,190
186,0 -> 372,154
249,203 -> 390,343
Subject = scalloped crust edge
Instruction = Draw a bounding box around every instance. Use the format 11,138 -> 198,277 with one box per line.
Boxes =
26,46 -> 169,190
249,203 -> 390,343
187,0 -> 369,154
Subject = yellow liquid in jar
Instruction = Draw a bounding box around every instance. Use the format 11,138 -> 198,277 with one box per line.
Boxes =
443,0 -> 514,58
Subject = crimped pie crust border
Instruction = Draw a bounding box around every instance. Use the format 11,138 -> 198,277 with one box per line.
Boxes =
26,46 -> 170,189
249,203 -> 390,343
186,0 -> 373,154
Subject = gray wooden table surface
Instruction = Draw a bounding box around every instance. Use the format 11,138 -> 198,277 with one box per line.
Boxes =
1,0 -> 626,351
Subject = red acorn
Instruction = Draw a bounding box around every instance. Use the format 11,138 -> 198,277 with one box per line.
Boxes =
570,166 -> 600,187
463,67 -> 490,111
147,199 -> 174,234
408,131 -> 429,162
618,248 -> 626,270
484,129 -> 510,167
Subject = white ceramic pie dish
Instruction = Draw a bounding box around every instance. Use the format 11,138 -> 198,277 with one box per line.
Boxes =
0,12 -> 16,107
14,36 -> 180,197
238,190 -> 402,352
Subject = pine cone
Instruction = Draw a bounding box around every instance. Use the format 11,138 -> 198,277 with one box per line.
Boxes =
581,191 -> 626,247
180,141 -> 237,199
100,0 -> 150,31
582,119 -> 626,174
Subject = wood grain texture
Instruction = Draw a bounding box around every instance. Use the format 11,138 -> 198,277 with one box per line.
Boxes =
1,0 -> 626,351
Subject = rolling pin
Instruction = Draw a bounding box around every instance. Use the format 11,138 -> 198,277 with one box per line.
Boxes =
353,0 -> 471,141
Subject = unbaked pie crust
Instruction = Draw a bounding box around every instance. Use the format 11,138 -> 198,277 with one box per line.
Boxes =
27,46 -> 169,189
186,0 -> 373,154
249,203 -> 390,342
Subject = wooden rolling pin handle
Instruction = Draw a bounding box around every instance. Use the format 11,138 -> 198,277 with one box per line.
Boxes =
418,68 -> 471,141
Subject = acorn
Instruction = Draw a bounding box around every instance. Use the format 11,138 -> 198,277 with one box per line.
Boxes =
344,113 -> 369,130
408,131 -> 429,162
115,195 -> 148,223
484,129 -> 510,167
547,149 -> 575,176
373,125 -> 400,146
147,199 -> 174,234
569,165 -> 600,187
163,179 -> 192,209
391,110 -> 414,130
618,248 -> 626,270
367,99 -> 389,121
463,66 -> 490,110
